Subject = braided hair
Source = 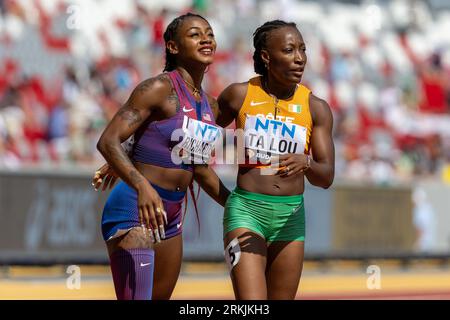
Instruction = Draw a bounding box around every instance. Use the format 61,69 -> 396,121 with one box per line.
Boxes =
253,20 -> 297,76
163,12 -> 208,72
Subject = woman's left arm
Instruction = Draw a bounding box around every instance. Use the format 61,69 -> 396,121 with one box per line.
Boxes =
193,164 -> 231,207
278,94 -> 335,188
193,94 -> 231,207
304,94 -> 335,188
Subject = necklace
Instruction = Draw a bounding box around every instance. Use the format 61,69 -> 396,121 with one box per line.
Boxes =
182,76 -> 202,98
263,78 -> 298,117
263,78 -> 297,100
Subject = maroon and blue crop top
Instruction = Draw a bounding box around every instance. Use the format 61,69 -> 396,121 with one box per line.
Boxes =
131,70 -> 218,171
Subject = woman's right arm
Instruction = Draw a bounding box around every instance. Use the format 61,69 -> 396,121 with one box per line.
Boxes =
92,137 -> 134,191
97,77 -> 166,187
97,75 -> 171,236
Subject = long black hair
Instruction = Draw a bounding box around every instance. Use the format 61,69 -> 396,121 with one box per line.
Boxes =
163,12 -> 208,72
252,20 -> 297,76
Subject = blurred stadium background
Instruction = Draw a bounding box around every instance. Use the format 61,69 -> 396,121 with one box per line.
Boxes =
1,0 -> 450,299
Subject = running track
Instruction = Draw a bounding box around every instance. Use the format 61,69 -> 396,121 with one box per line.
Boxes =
1,263 -> 449,300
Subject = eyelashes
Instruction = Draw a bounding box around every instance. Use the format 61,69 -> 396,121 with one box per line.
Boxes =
188,32 -> 215,38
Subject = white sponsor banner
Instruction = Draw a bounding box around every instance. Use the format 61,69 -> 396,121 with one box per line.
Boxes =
244,115 -> 307,162
175,116 -> 221,164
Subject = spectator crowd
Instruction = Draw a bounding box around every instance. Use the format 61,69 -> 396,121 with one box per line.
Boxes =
1,0 -> 450,185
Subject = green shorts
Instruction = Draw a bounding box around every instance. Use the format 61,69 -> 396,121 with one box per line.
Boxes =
223,187 -> 305,242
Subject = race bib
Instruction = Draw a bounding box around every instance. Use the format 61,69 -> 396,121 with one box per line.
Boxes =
244,115 -> 307,163
174,115 -> 220,164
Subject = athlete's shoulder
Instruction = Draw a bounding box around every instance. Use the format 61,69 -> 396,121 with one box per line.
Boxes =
217,81 -> 249,115
133,72 -> 172,98
310,94 -> 331,110
219,80 -> 251,103
309,94 -> 333,124
125,73 -> 173,111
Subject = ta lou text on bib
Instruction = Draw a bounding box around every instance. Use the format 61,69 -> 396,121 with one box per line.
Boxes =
244,114 -> 307,165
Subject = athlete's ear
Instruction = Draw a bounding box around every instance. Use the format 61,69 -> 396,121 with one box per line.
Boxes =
167,40 -> 179,55
261,49 -> 270,68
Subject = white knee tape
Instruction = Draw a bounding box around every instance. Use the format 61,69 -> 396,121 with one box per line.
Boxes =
224,237 -> 241,271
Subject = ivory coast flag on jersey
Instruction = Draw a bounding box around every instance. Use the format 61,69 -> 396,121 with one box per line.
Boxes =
288,104 -> 302,113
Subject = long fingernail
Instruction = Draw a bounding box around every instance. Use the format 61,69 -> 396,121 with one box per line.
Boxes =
154,229 -> 161,243
163,211 -> 168,225
141,224 -> 146,236
148,229 -> 155,243
159,225 -> 165,240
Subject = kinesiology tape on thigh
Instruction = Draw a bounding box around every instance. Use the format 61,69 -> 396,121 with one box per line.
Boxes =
224,238 -> 241,271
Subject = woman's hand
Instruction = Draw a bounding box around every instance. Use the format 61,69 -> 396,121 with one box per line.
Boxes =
92,163 -> 119,191
136,182 -> 168,243
276,153 -> 311,177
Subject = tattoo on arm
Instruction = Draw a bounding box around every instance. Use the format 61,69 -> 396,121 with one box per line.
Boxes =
136,74 -> 170,95
118,106 -> 142,128
126,73 -> 172,118
105,144 -> 144,187
168,87 -> 180,112
106,143 -> 131,164
130,169 -> 143,185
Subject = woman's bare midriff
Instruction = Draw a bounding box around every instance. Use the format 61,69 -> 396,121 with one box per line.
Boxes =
134,161 -> 193,192
237,167 -> 305,196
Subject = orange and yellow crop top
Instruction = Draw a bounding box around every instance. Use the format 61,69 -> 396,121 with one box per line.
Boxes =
236,76 -> 312,168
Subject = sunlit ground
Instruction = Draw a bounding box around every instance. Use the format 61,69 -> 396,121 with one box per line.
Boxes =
1,260 -> 450,300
